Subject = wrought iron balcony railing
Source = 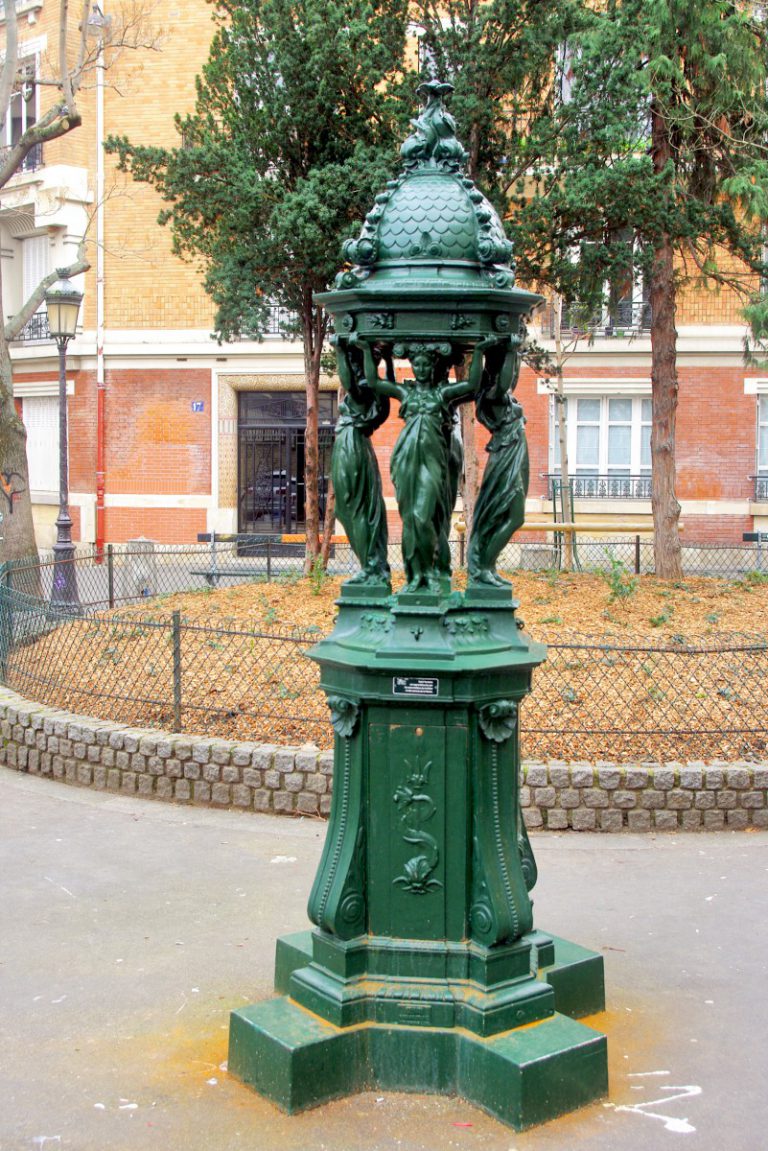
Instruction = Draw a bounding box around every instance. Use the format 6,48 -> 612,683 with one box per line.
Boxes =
10,311 -> 50,343
0,141 -> 44,175
233,304 -> 300,339
752,474 -> 768,502
264,303 -> 299,336
545,473 -> 652,500
546,297 -> 652,339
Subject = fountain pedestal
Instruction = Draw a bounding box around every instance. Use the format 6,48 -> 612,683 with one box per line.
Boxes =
229,590 -> 607,1128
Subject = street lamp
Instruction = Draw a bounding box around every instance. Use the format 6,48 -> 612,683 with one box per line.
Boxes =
46,271 -> 83,608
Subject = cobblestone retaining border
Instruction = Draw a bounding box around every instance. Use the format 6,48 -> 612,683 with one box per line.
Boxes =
1,689 -> 766,830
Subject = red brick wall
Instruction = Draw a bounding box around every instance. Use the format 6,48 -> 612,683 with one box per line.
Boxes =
680,515 -> 752,544
676,366 -> 754,503
70,370 -> 97,494
27,357 -> 758,548
104,507 -> 207,543
104,369 -> 211,494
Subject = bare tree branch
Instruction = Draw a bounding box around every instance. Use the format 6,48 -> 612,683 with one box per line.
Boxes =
0,0 -> 18,139
0,102 -> 81,188
74,0 -> 92,80
59,0 -> 75,110
4,238 -> 90,342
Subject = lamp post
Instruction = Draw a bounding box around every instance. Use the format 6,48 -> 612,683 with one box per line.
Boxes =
46,272 -> 83,608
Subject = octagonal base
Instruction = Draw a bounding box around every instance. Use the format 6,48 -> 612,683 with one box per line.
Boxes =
229,928 -> 607,1129
229,998 -> 606,1129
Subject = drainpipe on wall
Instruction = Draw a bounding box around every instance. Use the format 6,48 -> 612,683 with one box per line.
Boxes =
90,7 -> 109,554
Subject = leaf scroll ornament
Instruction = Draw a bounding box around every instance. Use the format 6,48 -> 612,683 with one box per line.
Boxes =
478,700 -> 518,744
327,695 -> 360,738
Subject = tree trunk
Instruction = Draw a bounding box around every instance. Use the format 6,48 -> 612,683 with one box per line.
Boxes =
553,295 -> 573,571
0,334 -> 38,567
320,477 -> 336,568
649,101 -> 683,580
302,297 -> 321,574
460,103 -> 482,540
318,380 -> 343,567
460,401 -> 479,537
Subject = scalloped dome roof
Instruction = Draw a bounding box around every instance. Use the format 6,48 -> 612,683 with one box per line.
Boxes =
338,80 -> 515,285
375,171 -> 509,266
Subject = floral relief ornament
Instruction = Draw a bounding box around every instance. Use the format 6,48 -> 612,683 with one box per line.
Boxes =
327,695 -> 360,738
478,700 -> 518,743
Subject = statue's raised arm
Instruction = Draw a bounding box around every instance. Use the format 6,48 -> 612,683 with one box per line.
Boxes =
440,335 -> 508,405
360,340 -> 404,401
334,336 -> 364,403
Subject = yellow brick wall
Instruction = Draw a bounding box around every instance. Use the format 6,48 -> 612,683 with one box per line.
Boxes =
100,0 -> 217,329
675,246 -> 758,327
2,3 -> 760,336
2,0 -> 217,332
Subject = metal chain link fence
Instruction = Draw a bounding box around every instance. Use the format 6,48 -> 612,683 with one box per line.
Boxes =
2,539 -> 768,760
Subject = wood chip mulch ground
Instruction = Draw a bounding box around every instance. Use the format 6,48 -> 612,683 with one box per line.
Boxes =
9,569 -> 768,761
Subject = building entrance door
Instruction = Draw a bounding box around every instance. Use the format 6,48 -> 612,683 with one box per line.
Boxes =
237,391 -> 336,535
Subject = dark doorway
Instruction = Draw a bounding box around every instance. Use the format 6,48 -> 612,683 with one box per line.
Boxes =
237,391 -> 336,535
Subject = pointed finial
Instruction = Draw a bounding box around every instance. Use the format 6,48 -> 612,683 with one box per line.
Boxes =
400,78 -> 468,173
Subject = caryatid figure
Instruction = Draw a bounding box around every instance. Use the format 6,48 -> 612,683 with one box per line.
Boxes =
332,337 -> 391,586
467,335 -> 528,587
361,337 -> 497,593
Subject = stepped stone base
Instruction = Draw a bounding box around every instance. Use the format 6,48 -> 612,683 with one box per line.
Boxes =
229,928 -> 608,1130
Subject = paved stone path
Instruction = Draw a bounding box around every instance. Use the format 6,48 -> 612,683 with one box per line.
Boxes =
2,768 -> 766,1151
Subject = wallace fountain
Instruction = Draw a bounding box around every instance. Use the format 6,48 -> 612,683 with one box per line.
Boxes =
228,80 -> 609,1130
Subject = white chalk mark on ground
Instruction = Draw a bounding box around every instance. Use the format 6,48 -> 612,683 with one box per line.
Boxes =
32,1139 -> 62,1149
44,877 -> 76,899
614,1084 -> 702,1133
628,1070 -> 671,1078
271,856 -> 297,864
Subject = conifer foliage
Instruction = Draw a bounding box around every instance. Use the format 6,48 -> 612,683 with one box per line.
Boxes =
108,0 -> 410,568
511,0 -> 768,577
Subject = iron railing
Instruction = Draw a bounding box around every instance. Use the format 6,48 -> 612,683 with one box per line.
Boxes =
264,304 -> 299,337
751,474 -> 768,502
2,541 -> 768,760
545,297 -> 652,339
11,310 -> 50,343
544,473 -> 652,501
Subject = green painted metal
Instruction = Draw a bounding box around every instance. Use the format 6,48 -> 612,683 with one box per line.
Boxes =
230,999 -> 607,1128
229,79 -> 608,1129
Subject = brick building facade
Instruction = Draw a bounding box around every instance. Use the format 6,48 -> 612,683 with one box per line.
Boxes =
3,1 -> 767,550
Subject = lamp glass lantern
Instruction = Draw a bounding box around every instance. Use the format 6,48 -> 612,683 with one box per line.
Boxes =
45,274 -> 83,342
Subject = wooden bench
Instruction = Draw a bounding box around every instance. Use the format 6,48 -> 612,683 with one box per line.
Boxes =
190,566 -> 269,587
193,533 -> 303,586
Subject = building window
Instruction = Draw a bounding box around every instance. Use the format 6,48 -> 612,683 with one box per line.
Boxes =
2,56 -> 41,170
238,390 -> 336,426
22,395 -> 59,492
757,396 -> 768,500
0,2 -> 44,22
549,395 -> 652,498
14,233 -> 51,341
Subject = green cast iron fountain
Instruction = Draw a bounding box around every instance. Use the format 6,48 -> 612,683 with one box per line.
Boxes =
229,80 -> 608,1130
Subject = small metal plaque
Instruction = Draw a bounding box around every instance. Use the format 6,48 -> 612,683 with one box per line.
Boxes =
393,676 -> 439,698
397,1002 -> 432,1026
